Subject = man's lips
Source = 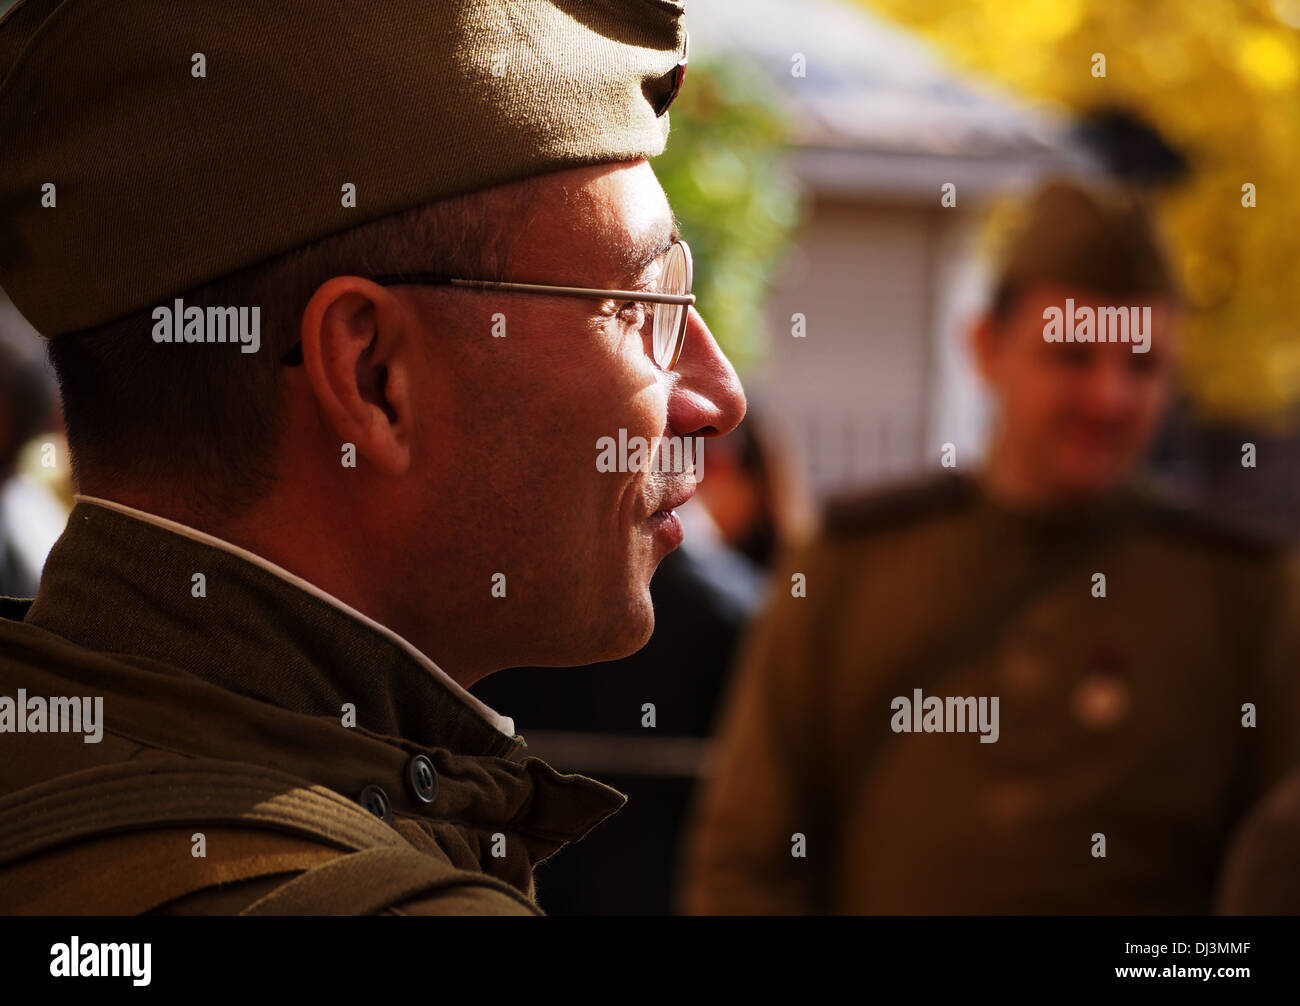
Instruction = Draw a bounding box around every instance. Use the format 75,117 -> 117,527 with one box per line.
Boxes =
653,483 -> 696,517
647,507 -> 686,548
645,484 -> 695,549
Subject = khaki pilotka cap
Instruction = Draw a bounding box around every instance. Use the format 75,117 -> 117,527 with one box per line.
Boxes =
991,180 -> 1180,315
0,0 -> 689,336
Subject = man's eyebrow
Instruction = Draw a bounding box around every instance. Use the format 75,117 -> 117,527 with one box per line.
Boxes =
618,219 -> 682,284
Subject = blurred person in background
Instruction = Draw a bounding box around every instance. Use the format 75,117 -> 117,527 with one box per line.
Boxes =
473,411 -> 810,913
680,180 -> 1300,914
0,335 -> 66,597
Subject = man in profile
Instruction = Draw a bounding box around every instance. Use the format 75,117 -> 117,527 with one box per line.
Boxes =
681,181 -> 1300,914
0,0 -> 744,914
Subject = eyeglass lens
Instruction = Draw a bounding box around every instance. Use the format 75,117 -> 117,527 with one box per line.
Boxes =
653,241 -> 690,369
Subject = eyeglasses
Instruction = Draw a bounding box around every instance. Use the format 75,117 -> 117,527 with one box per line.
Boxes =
280,237 -> 696,372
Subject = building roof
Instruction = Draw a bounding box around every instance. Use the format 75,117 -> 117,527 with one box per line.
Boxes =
686,0 -> 1094,197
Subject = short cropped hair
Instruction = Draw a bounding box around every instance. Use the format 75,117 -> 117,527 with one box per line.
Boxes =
48,181 -> 537,520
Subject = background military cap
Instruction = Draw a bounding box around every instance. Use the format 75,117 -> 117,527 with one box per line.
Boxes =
992,179 -> 1180,312
0,0 -> 689,335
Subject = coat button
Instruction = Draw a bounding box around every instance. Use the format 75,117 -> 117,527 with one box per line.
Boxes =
358,784 -> 392,823
406,754 -> 439,804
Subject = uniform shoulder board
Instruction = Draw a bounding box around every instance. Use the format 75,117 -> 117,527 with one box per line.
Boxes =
1129,482 -> 1285,558
822,471 -> 977,539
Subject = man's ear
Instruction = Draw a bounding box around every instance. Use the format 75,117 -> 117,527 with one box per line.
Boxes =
297,276 -> 415,477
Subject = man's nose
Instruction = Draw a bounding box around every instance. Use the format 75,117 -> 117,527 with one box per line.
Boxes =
1082,354 -> 1137,414
667,306 -> 747,438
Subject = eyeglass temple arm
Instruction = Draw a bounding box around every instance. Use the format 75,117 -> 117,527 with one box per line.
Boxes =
282,278 -> 696,365
370,274 -> 695,306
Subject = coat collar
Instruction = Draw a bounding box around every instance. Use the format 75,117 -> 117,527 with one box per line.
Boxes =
16,497 -> 628,874
29,496 -> 520,757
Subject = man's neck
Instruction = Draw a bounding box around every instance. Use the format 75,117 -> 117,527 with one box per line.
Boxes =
34,494 -> 520,748
980,436 -> 1118,513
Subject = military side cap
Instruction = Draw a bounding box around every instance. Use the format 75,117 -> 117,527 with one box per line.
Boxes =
992,180 -> 1179,314
0,0 -> 689,336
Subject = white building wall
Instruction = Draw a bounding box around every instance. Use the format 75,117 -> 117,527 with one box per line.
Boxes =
749,196 -> 994,500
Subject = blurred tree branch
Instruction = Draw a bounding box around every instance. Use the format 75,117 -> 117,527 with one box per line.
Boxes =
655,58 -> 803,374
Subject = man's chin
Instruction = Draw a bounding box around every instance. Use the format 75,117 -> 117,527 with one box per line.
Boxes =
533,589 -> 656,667
593,608 -> 656,664
1050,459 -> 1133,501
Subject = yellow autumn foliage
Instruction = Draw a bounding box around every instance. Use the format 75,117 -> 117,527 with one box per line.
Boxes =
863,0 -> 1300,424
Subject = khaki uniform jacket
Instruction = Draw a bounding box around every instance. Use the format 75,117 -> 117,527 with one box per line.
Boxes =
0,498 -> 625,915
680,473 -> 1300,915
